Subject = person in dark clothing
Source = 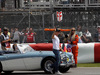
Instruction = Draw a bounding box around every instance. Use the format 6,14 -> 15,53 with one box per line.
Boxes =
0,27 -> 11,50
81,34 -> 93,43
94,26 -> 100,42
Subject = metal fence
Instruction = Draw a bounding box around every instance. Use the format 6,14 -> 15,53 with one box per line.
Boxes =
0,10 -> 100,43
0,0 -> 100,43
1,0 -> 100,10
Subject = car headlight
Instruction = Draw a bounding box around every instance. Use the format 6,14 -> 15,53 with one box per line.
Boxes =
61,54 -> 67,60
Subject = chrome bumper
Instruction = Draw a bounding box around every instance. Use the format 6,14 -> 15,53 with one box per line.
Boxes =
60,62 -> 74,67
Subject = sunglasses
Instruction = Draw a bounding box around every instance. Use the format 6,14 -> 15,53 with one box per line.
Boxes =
72,30 -> 76,31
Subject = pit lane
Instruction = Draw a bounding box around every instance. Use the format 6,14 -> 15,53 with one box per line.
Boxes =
1,67 -> 100,75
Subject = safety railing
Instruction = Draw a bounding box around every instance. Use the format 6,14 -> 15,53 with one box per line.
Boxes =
89,0 -> 100,5
21,0 -> 53,8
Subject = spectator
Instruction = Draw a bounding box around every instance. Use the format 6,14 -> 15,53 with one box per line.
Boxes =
1,0 -> 6,11
81,29 -> 93,43
13,28 -> 20,43
84,29 -> 92,37
0,27 -> 11,50
10,28 -> 14,39
63,34 -> 68,42
81,34 -> 93,43
94,26 -> 100,42
26,28 -> 36,43
76,25 -> 83,38
23,27 -> 29,43
20,29 -> 25,43
58,32 -> 65,43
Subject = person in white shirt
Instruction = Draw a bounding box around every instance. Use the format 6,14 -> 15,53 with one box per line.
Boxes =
13,28 -> 20,43
52,28 -> 63,75
76,25 -> 83,38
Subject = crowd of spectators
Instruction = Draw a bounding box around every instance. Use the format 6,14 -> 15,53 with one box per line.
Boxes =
0,27 -> 37,44
0,25 -> 100,44
59,25 -> 100,43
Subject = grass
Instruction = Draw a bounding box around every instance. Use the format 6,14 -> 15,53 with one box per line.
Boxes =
78,63 -> 100,67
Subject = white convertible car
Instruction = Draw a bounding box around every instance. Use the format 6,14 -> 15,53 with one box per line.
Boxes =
0,43 -> 74,74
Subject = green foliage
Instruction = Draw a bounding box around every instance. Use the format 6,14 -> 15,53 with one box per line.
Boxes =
78,63 -> 100,67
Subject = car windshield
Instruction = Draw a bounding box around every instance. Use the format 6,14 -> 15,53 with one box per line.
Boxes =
17,44 -> 35,53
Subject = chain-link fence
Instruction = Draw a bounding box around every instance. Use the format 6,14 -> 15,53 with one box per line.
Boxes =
0,10 -> 100,43
0,0 -> 100,43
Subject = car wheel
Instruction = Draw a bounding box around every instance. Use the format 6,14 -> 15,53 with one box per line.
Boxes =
3,71 -> 13,74
59,66 -> 70,73
0,62 -> 2,73
42,58 -> 55,74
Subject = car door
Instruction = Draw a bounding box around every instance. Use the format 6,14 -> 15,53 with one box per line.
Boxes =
23,51 -> 43,70
2,53 -> 26,71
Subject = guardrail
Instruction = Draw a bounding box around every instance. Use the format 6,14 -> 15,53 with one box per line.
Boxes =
53,0 -> 100,8
5,0 -> 100,10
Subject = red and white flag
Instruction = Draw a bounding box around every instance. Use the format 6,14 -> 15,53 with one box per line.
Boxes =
56,11 -> 63,22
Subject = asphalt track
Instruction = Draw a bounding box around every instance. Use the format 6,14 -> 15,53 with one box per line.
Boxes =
1,67 -> 100,75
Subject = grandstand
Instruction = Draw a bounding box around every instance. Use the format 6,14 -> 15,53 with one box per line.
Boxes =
0,0 -> 100,43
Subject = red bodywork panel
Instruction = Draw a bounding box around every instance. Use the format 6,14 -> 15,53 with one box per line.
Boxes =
29,43 -> 53,51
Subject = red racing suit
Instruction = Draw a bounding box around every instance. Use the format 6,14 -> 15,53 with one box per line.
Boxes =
26,33 -> 34,43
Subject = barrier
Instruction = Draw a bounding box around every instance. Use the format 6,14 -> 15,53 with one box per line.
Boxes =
78,43 -> 94,63
30,43 -> 100,63
78,43 -> 100,63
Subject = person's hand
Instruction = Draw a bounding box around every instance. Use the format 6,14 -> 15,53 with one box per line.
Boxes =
34,32 -> 37,35
7,39 -> 11,43
61,49 -> 64,53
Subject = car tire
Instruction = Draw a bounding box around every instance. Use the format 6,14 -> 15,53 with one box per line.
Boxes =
42,58 -> 55,74
3,71 -> 13,74
0,62 -> 2,73
59,66 -> 70,73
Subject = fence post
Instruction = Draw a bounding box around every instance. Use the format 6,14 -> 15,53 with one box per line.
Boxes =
42,12 -> 45,42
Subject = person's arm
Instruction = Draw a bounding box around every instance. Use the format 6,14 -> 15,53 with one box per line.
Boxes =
82,35 -> 88,42
59,46 -> 64,52
18,31 -> 21,35
0,35 -> 10,43
1,39 -> 10,43
71,35 -> 79,44
34,32 -> 36,35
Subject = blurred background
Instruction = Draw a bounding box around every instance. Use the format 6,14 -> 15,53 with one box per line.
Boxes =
0,0 -> 100,43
